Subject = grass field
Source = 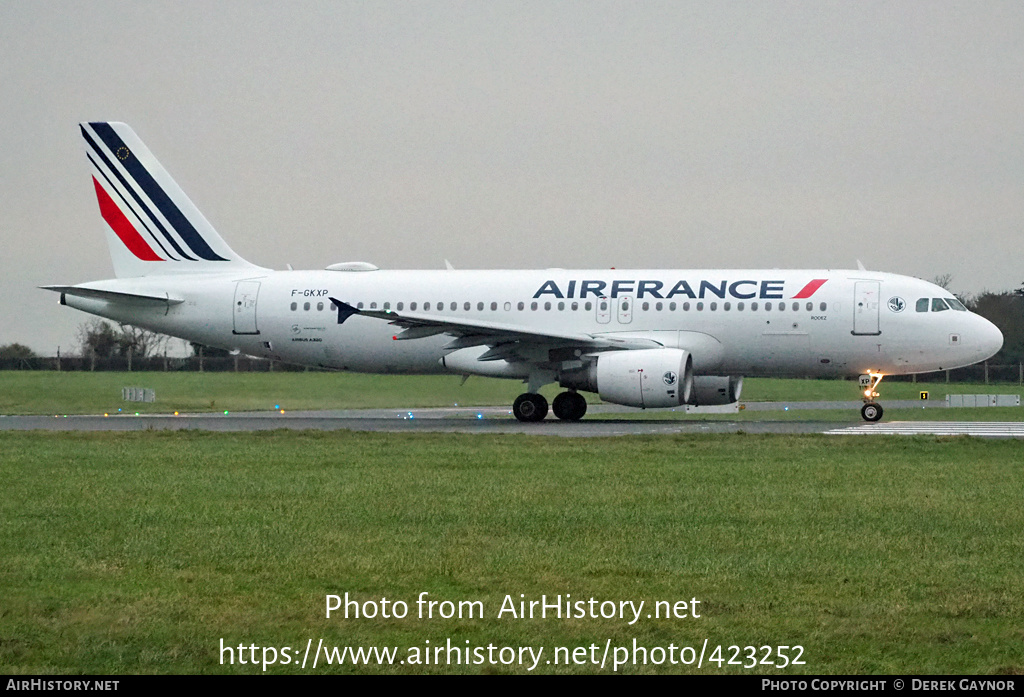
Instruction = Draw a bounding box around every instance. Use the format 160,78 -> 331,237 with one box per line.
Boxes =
1,371 -> 1022,416
2,431 -> 1023,674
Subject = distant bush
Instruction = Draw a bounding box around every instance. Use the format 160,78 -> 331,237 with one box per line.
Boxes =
0,343 -> 36,360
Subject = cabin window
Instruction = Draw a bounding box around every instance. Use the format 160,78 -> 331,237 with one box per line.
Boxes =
397,302 -> 404,311
805,302 -> 812,311
531,302 -> 538,311
683,302 -> 690,311
303,302 -> 311,311
318,302 -> 325,311
382,302 -> 389,311
764,302 -> 772,311
751,302 -> 758,311
370,302 -> 377,309
656,302 -> 663,311
517,302 -> 524,311
571,302 -> 578,311
696,302 -> 704,311
558,301 -> 565,311
410,302 -> 417,311
493,302 -> 500,311
290,302 -> 297,311
709,302 -> 717,311
819,302 -> 827,312
737,302 -> 744,311
642,302 -> 650,311
723,302 -> 731,311
669,302 -> 677,311
544,302 -> 551,311
585,302 -> 592,311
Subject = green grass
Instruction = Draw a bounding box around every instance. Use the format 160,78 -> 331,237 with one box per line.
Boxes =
1,372 -> 1021,416
2,431 -> 1022,674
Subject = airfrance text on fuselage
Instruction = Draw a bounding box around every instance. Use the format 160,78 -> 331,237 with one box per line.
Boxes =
533,279 -> 792,300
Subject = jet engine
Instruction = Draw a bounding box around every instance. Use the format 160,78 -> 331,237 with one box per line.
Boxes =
688,376 -> 743,405
560,348 -> 694,408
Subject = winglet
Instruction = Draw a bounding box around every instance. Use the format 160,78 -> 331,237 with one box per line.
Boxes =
328,297 -> 361,325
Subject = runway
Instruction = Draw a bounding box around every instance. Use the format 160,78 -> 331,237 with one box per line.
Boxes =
825,422 -> 1024,438
1,403 -> 1021,437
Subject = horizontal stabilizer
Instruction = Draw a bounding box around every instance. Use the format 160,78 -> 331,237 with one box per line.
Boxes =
40,285 -> 184,306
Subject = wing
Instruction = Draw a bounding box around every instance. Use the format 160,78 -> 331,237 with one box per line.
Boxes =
328,297 -> 660,361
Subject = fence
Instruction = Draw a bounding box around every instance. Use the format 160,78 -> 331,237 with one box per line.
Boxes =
0,355 -> 318,372
1,356 -> 1021,384
887,363 -> 1024,385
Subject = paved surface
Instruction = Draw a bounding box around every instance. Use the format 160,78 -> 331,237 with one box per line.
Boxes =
825,421 -> 1024,438
0,407 -> 828,436
1,401 -> 1020,437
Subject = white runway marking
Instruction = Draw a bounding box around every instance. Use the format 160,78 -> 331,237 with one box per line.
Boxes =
826,422 -> 1024,438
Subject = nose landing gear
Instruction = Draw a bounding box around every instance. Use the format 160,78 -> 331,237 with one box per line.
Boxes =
859,372 -> 884,422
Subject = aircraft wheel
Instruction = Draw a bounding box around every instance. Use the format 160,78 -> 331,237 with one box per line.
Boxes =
861,402 -> 883,422
552,391 -> 588,421
513,393 -> 549,422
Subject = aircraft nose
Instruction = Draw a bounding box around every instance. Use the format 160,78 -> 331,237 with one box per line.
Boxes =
976,316 -> 1003,361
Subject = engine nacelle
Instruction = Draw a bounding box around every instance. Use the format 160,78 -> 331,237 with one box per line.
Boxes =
689,376 -> 743,405
561,348 -> 694,408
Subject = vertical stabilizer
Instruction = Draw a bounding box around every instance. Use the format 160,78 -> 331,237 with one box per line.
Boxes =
81,121 -> 263,278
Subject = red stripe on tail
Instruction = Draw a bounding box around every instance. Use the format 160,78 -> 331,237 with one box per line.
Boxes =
792,278 -> 827,299
92,177 -> 163,261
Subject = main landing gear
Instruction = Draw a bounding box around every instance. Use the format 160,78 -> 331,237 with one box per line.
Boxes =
512,390 -> 587,422
859,372 -> 884,422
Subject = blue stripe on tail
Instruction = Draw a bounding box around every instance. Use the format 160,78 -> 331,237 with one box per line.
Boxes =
89,123 -> 228,262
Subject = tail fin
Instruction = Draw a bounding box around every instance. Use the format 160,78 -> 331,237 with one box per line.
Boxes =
81,121 -> 262,278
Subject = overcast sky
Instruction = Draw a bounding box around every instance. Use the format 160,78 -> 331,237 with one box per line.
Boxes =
2,1 -> 1022,354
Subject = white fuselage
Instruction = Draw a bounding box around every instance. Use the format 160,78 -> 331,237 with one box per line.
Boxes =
62,268 -> 1003,380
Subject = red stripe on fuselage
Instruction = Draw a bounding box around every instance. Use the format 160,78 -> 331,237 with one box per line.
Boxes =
792,278 -> 828,298
92,177 -> 162,261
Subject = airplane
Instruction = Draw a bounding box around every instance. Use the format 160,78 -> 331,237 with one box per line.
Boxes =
43,122 -> 1004,422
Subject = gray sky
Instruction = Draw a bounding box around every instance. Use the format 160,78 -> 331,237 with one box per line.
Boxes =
2,1 -> 1022,354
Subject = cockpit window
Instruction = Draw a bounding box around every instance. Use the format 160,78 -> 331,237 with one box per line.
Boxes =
931,298 -> 949,312
946,298 -> 967,311
916,298 -> 929,312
